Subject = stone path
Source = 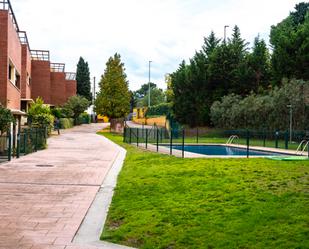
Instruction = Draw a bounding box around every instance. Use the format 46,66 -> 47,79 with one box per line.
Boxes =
0,124 -> 125,249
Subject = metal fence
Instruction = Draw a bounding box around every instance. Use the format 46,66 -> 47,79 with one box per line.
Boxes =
0,127 -> 48,163
124,126 -> 309,158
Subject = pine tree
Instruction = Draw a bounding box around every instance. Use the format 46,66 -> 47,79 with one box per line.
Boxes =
76,57 -> 92,102
95,53 -> 130,119
202,31 -> 221,58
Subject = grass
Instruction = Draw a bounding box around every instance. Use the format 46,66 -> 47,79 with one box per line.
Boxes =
100,132 -> 309,249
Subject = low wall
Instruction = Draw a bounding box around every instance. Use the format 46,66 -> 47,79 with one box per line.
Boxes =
133,116 -> 166,127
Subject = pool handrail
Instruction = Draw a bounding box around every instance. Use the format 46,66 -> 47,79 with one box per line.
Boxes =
226,135 -> 239,145
296,140 -> 308,155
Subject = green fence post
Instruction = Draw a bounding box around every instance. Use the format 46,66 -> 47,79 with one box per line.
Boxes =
263,130 -> 266,147
182,129 -> 185,158
196,127 -> 199,144
275,131 -> 279,148
137,128 -> 139,147
285,130 -> 289,149
246,130 -> 250,158
35,128 -> 38,151
16,132 -> 20,159
156,128 -> 159,152
123,127 -> 126,142
170,129 -> 173,155
7,129 -> 11,161
129,128 -> 132,144
145,129 -> 148,149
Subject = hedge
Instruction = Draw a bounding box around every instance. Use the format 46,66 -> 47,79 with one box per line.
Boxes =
59,118 -> 74,129
145,103 -> 171,117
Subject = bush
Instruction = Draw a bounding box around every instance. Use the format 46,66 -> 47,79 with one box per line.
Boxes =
59,118 -> 74,129
0,104 -> 15,135
210,79 -> 309,130
76,113 -> 91,125
28,97 -> 54,130
146,103 -> 171,117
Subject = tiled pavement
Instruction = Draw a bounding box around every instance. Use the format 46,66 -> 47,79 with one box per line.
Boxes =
0,124 -> 120,249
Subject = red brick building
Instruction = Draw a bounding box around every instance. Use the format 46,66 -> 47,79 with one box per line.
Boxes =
0,0 -> 77,112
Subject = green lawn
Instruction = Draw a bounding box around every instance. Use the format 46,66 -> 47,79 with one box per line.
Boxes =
100,132 -> 309,249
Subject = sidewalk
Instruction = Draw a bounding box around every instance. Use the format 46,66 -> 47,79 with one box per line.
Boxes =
0,124 -> 125,249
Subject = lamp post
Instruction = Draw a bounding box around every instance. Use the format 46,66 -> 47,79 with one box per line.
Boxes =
287,104 -> 293,142
148,61 -> 152,107
224,25 -> 229,42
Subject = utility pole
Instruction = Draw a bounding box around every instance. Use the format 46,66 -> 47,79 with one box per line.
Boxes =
93,77 -> 96,122
224,25 -> 229,42
148,61 -> 152,107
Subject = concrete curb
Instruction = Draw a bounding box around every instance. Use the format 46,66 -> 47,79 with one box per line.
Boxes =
73,135 -> 136,249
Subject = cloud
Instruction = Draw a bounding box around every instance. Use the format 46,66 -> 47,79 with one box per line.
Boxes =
13,0 -> 301,91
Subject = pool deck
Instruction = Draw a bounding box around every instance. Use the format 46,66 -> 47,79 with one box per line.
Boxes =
132,143 -> 308,158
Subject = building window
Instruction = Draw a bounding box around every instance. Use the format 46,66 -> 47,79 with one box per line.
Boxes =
8,60 -> 20,89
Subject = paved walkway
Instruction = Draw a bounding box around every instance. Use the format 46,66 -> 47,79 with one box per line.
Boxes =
0,124 -> 123,249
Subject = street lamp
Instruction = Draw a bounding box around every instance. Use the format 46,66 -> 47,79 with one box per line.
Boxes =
287,104 -> 293,142
148,61 -> 152,107
224,25 -> 229,42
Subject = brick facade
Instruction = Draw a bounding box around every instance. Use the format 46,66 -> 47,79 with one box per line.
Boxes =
0,4 -> 76,111
51,72 -> 66,106
66,80 -> 77,101
31,60 -> 51,104
0,10 -> 22,110
21,44 -> 31,99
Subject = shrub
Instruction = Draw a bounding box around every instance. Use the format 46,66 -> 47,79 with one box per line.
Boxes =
76,113 -> 91,125
146,103 -> 171,117
28,98 -> 54,130
59,118 -> 74,129
0,104 -> 15,135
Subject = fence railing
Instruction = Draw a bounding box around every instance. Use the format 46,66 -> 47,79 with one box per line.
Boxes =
0,127 -> 48,163
124,127 -> 309,158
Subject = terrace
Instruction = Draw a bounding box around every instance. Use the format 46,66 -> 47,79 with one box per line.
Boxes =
65,72 -> 76,80
0,0 -> 19,31
31,50 -> 50,61
50,63 -> 65,73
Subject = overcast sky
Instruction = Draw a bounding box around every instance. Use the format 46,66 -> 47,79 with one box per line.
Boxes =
13,0 -> 300,91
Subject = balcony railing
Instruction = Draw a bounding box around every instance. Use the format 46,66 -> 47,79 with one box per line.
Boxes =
0,0 -> 19,31
18,31 -> 30,49
50,63 -> 65,73
65,72 -> 76,81
31,50 -> 50,61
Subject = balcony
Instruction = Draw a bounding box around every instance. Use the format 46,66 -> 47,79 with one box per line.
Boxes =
0,0 -> 19,32
65,72 -> 76,81
50,63 -> 65,73
31,50 -> 50,61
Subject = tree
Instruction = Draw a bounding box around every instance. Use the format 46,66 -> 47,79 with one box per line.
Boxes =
202,31 -> 221,58
0,104 -> 14,135
270,2 -> 309,82
76,57 -> 92,102
95,53 -> 130,119
63,95 -> 89,122
140,87 -> 165,107
247,36 -> 271,91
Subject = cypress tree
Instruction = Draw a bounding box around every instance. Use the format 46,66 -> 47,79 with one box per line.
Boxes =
76,57 -> 92,102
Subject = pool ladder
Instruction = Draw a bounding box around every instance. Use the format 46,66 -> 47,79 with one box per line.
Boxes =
296,140 -> 309,155
226,135 -> 239,145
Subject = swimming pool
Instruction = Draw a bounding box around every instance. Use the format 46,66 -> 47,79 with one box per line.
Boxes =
170,145 -> 291,156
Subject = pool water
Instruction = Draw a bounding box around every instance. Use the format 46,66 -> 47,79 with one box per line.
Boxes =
170,145 -> 290,156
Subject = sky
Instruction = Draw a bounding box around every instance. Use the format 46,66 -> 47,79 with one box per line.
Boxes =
13,0 -> 301,92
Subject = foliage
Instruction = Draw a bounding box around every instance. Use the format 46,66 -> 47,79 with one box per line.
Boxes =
100,132 -> 309,249
0,104 -> 14,135
95,53 -> 131,119
27,97 -> 54,129
51,107 -> 63,119
270,2 -> 309,82
132,83 -> 166,108
63,95 -> 90,122
145,103 -> 171,117
76,57 -> 92,102
76,113 -> 91,125
210,79 -> 309,130
59,118 -> 74,129
139,87 -> 165,107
